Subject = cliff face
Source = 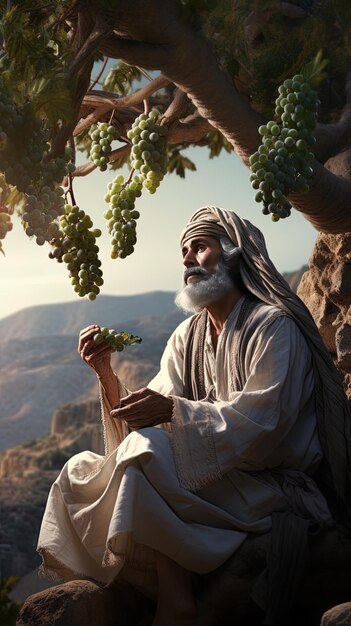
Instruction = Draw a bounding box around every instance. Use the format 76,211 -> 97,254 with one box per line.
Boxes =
0,396 -> 112,585
298,234 -> 351,400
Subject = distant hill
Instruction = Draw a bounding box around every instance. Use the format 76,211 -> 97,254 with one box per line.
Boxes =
0,294 -> 187,451
0,291 -> 179,340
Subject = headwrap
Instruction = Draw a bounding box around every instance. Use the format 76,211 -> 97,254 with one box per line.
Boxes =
180,206 -> 351,528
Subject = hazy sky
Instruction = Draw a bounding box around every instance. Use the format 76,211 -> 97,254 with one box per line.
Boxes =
0,145 -> 317,321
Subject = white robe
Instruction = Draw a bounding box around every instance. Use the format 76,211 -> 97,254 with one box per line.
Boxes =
37,299 -> 332,594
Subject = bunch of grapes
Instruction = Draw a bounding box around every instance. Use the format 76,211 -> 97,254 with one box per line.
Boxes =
128,109 -> 168,193
0,210 -> 13,255
49,204 -> 103,300
22,186 -> 66,246
0,80 -> 76,245
93,327 -> 142,352
104,174 -> 143,259
89,122 -> 118,171
249,73 -> 319,221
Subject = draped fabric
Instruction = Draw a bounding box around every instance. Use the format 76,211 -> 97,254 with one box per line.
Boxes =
181,206 -> 351,527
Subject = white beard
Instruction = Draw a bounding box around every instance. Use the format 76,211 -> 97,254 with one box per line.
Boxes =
175,263 -> 234,314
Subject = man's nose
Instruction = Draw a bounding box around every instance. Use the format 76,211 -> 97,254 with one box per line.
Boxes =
183,249 -> 198,267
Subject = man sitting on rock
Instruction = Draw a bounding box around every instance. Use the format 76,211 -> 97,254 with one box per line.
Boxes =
37,206 -> 350,626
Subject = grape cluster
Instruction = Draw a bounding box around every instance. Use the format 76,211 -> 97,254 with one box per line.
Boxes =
0,80 -> 76,243
22,185 -> 66,245
89,122 -> 118,171
49,204 -> 103,300
104,174 -> 143,259
93,327 -> 142,352
128,109 -> 168,193
249,73 -> 319,221
0,210 -> 13,254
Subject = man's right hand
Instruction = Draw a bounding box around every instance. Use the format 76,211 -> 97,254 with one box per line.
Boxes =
78,325 -> 113,377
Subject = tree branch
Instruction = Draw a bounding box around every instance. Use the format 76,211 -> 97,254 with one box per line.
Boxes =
75,75 -> 170,136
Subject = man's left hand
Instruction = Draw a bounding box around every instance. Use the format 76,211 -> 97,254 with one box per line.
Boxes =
110,388 -> 173,429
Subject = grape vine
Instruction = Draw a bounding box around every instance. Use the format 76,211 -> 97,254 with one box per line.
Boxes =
249,71 -> 320,221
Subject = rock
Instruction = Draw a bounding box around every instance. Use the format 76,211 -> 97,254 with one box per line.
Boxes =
297,232 -> 351,400
321,603 -> 351,626
16,579 -> 154,626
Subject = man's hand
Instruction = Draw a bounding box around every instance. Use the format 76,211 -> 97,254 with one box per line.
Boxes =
110,388 -> 173,429
78,325 -> 113,377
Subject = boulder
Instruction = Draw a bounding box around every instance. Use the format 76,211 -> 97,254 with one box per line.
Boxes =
321,603 -> 351,626
16,579 -> 154,626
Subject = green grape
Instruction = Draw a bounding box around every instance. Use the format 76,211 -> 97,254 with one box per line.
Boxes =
48,204 -> 103,299
104,174 -> 143,259
89,122 -> 118,171
0,209 -> 13,254
93,327 -> 142,352
128,109 -> 168,193
250,71 -> 320,221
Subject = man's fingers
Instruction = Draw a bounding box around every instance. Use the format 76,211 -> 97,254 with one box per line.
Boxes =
111,396 -> 148,416
78,325 -> 100,352
119,388 -> 154,406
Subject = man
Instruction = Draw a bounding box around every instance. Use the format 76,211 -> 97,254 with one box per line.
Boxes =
37,206 -> 350,626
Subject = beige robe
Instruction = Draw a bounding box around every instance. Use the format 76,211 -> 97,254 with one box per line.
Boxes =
37,298 -> 332,593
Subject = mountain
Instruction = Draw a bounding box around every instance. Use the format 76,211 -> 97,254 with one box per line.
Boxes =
0,294 -> 187,451
0,291 -> 179,340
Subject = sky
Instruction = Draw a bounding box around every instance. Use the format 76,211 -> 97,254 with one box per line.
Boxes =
0,145 -> 318,321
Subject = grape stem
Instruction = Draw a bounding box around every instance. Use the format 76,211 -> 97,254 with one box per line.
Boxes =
108,108 -> 116,125
143,98 -> 151,114
68,172 -> 76,205
136,66 -> 154,82
126,167 -> 135,184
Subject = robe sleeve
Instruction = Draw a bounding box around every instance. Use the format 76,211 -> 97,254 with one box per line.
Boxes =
148,316 -> 193,396
169,316 -> 320,492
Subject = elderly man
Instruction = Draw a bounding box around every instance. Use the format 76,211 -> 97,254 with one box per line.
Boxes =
38,207 -> 350,626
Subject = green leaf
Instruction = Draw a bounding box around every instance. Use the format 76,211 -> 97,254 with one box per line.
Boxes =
301,50 -> 329,87
103,62 -> 142,96
207,131 -> 234,158
30,76 -> 74,125
167,149 -> 196,178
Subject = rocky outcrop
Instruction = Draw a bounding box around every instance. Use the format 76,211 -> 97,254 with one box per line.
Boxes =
16,528 -> 351,626
298,233 -> 351,399
321,603 -> 351,626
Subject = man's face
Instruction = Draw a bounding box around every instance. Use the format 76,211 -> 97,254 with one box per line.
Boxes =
181,236 -> 223,284
176,236 -> 234,313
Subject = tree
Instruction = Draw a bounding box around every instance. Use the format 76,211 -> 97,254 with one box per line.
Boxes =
0,0 -> 350,391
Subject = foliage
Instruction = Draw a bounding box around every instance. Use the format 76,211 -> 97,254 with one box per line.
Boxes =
0,577 -> 21,625
103,62 -> 142,95
0,0 -> 350,295
167,148 -> 197,178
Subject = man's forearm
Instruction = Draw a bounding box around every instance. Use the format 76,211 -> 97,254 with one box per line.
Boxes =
97,368 -> 121,408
